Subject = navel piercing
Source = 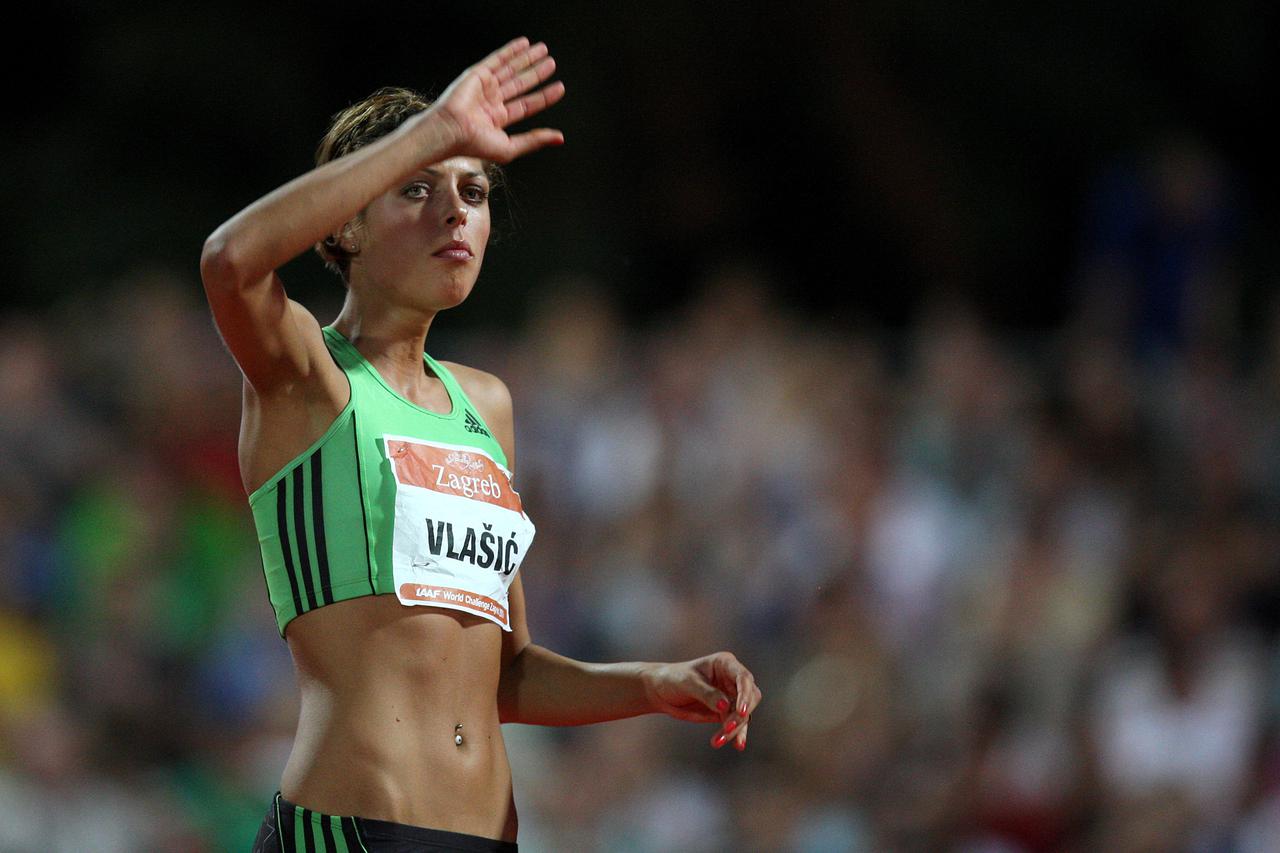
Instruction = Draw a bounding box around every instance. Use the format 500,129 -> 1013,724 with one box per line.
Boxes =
454,723 -> 464,746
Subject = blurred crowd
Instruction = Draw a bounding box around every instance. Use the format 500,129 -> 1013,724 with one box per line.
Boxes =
2,142 -> 1279,852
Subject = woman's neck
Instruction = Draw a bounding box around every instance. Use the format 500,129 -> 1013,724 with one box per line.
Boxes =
332,295 -> 439,389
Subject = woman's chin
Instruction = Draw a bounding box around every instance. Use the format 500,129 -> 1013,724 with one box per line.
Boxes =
429,280 -> 475,311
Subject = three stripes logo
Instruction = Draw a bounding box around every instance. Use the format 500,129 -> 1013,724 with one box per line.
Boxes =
464,410 -> 491,437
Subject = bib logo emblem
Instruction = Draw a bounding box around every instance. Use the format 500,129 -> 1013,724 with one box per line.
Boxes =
444,451 -> 485,473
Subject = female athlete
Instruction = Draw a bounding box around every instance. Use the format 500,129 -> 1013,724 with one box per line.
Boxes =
200,37 -> 762,852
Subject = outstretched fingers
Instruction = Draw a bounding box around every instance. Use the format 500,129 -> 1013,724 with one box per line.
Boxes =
491,41 -> 549,87
499,55 -> 557,104
479,36 -> 531,75
504,80 -> 566,125
480,39 -> 561,124
504,128 -> 565,160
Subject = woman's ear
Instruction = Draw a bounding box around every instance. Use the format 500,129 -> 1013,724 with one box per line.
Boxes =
341,213 -> 368,254
334,221 -> 360,254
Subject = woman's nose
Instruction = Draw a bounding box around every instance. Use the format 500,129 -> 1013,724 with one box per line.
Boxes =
445,204 -> 468,227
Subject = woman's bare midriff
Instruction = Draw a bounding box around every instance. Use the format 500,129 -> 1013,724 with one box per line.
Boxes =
278,593 -> 518,842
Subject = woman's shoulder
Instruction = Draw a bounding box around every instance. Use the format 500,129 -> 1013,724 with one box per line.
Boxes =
436,361 -> 511,407
437,361 -> 515,456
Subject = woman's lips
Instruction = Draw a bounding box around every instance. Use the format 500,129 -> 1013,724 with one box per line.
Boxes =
434,240 -> 473,260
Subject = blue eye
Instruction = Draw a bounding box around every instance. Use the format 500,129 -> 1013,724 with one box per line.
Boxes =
404,183 -> 430,199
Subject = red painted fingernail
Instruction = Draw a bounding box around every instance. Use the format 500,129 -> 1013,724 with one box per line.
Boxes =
713,733 -> 726,747
716,699 -> 729,713
735,738 -> 746,751
740,704 -> 749,716
725,720 -> 738,734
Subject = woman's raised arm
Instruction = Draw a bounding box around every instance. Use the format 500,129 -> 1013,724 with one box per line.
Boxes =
199,37 -> 564,391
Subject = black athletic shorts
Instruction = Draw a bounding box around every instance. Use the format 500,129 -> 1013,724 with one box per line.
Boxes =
250,791 -> 519,853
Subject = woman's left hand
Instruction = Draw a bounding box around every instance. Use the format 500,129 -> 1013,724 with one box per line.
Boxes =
642,652 -> 763,751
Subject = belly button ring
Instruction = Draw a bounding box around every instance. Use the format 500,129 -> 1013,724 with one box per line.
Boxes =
454,723 -> 464,746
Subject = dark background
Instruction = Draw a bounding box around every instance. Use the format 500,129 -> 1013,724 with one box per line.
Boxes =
4,5 -> 1280,850
5,0 -> 1275,328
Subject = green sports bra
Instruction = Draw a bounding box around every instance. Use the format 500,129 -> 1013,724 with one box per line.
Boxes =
247,326 -> 530,638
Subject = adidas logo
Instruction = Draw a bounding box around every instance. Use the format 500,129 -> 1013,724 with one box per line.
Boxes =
464,410 -> 491,437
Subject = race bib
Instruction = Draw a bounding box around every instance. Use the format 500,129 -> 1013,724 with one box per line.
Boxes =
384,435 -> 535,630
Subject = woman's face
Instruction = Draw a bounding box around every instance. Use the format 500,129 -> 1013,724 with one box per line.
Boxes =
349,156 -> 491,310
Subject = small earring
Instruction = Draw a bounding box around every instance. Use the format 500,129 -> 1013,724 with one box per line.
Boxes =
323,235 -> 339,247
